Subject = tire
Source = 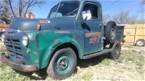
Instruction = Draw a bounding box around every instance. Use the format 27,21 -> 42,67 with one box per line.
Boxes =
136,39 -> 145,47
109,43 -> 121,59
47,48 -> 77,80
104,21 -> 117,44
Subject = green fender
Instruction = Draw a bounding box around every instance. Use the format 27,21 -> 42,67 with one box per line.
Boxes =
39,37 -> 83,69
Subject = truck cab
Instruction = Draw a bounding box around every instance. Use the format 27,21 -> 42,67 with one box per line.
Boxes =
0,0 -> 124,79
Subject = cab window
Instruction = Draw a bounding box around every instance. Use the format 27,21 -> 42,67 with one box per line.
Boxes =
82,3 -> 98,20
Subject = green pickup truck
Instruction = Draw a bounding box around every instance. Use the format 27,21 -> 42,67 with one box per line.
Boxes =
0,0 -> 124,79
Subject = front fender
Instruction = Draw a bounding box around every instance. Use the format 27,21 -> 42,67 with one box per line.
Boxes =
39,36 -> 83,69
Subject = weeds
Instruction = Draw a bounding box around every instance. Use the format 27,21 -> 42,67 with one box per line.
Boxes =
0,43 -> 144,81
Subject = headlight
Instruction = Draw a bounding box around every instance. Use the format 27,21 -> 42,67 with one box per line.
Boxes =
22,35 -> 29,46
1,34 -> 5,42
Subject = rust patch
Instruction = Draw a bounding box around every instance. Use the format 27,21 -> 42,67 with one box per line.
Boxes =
85,32 -> 101,44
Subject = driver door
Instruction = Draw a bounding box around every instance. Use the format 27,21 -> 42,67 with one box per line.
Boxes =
81,2 -> 103,55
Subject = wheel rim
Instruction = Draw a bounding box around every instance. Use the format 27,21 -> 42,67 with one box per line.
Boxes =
56,56 -> 69,71
54,52 -> 74,75
137,41 -> 143,46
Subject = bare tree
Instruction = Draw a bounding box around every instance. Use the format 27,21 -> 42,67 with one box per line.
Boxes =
0,5 -> 3,15
8,0 -> 16,17
141,0 -> 145,4
7,0 -> 45,18
103,10 -> 144,24
0,0 -> 11,24
103,15 -> 112,24
113,10 -> 131,24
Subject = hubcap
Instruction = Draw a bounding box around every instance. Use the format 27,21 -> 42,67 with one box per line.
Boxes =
56,56 -> 69,71
137,41 -> 143,46
54,52 -> 74,75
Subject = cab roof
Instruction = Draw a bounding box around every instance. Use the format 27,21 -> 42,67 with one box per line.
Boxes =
60,0 -> 101,7
60,0 -> 99,3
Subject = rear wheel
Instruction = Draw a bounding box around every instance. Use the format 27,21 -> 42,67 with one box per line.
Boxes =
47,48 -> 77,80
109,43 -> 121,59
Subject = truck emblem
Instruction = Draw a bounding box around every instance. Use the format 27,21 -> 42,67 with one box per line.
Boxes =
85,32 -> 101,44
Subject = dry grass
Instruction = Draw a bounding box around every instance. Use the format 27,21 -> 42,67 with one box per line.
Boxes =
0,42 -> 145,81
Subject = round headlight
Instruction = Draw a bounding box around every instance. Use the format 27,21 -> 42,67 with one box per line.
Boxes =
1,34 -> 5,42
22,35 -> 29,46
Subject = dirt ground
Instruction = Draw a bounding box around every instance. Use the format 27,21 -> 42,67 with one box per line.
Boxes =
0,42 -> 145,81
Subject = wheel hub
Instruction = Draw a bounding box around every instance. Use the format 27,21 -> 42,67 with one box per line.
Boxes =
137,41 -> 143,46
57,56 -> 69,71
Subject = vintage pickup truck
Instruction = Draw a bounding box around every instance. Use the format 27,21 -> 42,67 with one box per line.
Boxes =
0,0 -> 124,79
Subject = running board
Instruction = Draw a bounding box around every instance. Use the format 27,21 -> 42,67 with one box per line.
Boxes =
82,41 -> 119,59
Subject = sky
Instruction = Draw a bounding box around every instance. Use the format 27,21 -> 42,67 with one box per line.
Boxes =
32,0 -> 144,20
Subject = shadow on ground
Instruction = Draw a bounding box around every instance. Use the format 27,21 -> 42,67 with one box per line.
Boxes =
15,54 -> 108,80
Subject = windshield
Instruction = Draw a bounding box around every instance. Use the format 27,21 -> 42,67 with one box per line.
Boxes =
48,1 -> 80,19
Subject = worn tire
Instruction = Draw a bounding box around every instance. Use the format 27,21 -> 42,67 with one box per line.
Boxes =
104,21 -> 117,45
109,43 -> 121,59
136,39 -> 145,47
47,48 -> 77,80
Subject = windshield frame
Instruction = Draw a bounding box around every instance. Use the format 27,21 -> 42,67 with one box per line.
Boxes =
48,1 -> 80,19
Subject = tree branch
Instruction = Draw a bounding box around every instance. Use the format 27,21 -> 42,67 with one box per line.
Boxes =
8,0 -> 16,17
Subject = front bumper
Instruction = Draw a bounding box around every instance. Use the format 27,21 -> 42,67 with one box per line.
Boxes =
0,55 -> 37,72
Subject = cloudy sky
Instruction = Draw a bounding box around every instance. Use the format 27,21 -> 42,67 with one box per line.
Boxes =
32,0 -> 144,20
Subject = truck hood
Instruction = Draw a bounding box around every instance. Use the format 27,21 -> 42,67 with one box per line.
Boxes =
8,17 -> 76,32
9,18 -> 45,31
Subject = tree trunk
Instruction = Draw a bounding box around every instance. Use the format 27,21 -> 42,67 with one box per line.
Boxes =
19,0 -> 23,17
8,0 -> 16,17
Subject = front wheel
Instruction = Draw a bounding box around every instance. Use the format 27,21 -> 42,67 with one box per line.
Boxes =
47,48 -> 77,80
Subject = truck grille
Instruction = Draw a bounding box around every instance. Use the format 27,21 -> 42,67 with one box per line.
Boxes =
4,38 -> 25,56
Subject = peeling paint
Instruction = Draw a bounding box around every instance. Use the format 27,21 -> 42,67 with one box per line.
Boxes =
85,32 -> 101,44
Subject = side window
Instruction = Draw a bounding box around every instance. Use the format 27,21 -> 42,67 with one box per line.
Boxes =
82,3 -> 98,20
